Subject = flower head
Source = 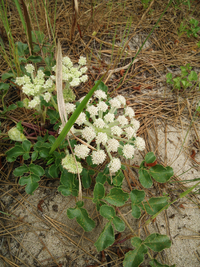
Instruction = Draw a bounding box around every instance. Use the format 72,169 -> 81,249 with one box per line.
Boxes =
82,127 -> 96,142
25,64 -> 35,74
75,112 -> 86,125
94,118 -> 106,129
65,103 -> 76,114
107,139 -> 119,152
109,98 -> 121,109
135,137 -> 145,151
87,105 -> 98,117
92,150 -> 106,165
125,106 -> 135,118
123,144 -> 135,159
78,56 -> 87,66
74,144 -> 90,159
96,132 -> 108,145
94,90 -> 107,100
8,127 -> 27,142
62,154 -> 83,174
111,126 -> 123,136
108,158 -> 121,174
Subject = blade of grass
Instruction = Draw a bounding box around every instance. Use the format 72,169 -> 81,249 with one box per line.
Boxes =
49,76 -> 104,154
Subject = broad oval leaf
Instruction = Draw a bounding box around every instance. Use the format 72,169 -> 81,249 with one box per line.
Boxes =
149,165 -> 173,183
13,164 -> 29,176
131,205 -> 141,219
82,169 -> 91,189
104,188 -> 129,207
149,259 -> 175,267
96,172 -> 107,184
29,164 -> 45,176
58,185 -> 72,196
19,174 -> 40,195
112,170 -> 124,187
95,222 -> 115,251
131,237 -> 143,248
138,169 -> 153,188
100,205 -> 115,220
145,152 -> 156,164
112,216 -> 125,232
130,189 -> 145,204
22,140 -> 32,151
93,182 -> 105,203
144,233 -> 171,252
123,244 -> 147,267
140,196 -> 169,215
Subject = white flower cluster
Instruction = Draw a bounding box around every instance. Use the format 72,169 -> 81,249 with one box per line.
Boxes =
8,127 -> 27,142
15,65 -> 53,109
51,56 -> 88,87
61,89 -> 145,175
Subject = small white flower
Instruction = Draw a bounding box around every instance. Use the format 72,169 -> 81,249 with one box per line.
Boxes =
97,101 -> 108,112
125,127 -> 136,139
80,75 -> 88,83
78,56 -> 87,66
96,132 -> 108,145
34,85 -> 41,95
67,126 -> 76,137
108,158 -> 121,174
92,150 -> 106,165
43,78 -> 53,89
23,75 -> 31,84
43,92 -> 51,102
117,115 -> 128,126
131,118 -> 140,131
62,154 -> 83,174
70,78 -> 80,87
22,84 -> 34,96
75,112 -> 86,125
52,65 -> 56,72
135,137 -> 145,151
80,66 -> 88,74
37,70 -> 45,79
65,103 -> 76,114
116,95 -> 126,106
25,64 -> 35,74
8,127 -> 27,142
111,126 -> 123,136
125,106 -> 135,118
16,77 -> 25,86
74,144 -> 90,159
62,56 -> 73,68
104,113 -> 115,123
94,90 -> 107,100
87,105 -> 98,117
109,98 -> 121,109
107,138 -> 119,152
28,96 -> 40,108
94,118 -> 106,129
123,144 -> 135,159
82,127 -> 96,142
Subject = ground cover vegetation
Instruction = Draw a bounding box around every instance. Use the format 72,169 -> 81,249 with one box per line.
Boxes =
0,0 -> 200,266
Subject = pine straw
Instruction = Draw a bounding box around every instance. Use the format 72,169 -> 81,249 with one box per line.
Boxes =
0,0 -> 200,266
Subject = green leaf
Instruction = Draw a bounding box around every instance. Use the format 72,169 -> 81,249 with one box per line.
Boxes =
39,147 -> 51,158
93,182 -> 105,203
23,152 -> 30,160
141,196 -> 168,215
7,104 -> 17,111
19,174 -> 40,194
112,216 -> 125,232
144,233 -> 171,252
48,135 -> 56,144
173,77 -> 181,89
180,66 -> 188,77
6,145 -> 24,162
2,72 -> 15,81
0,83 -> 9,90
67,206 -> 95,232
94,80 -> 108,93
130,189 -> 145,204
29,164 -> 45,176
27,55 -> 42,63
188,71 -> 198,81
31,31 -> 45,44
31,151 -> 38,161
145,152 -> 156,164
138,169 -> 153,188
100,205 -> 115,220
49,77 -> 104,154
16,42 -> 28,56
149,165 -> 173,183
123,244 -> 147,267
48,164 -> 59,178
131,205 -> 141,219
58,185 -> 72,196
166,73 -> 172,83
150,259 -> 175,267
13,164 -> 29,176
96,172 -> 107,184
22,140 -> 32,152
95,222 -> 115,251
104,188 -> 129,207
131,237 -> 143,248
82,168 -> 91,189
112,170 -> 124,187
47,109 -> 60,124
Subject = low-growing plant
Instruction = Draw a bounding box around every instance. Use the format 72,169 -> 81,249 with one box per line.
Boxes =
166,63 -> 199,91
178,18 -> 200,38
2,48 -> 180,266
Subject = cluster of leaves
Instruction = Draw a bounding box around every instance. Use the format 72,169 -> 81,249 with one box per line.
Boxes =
178,18 -> 200,38
166,63 -> 199,91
